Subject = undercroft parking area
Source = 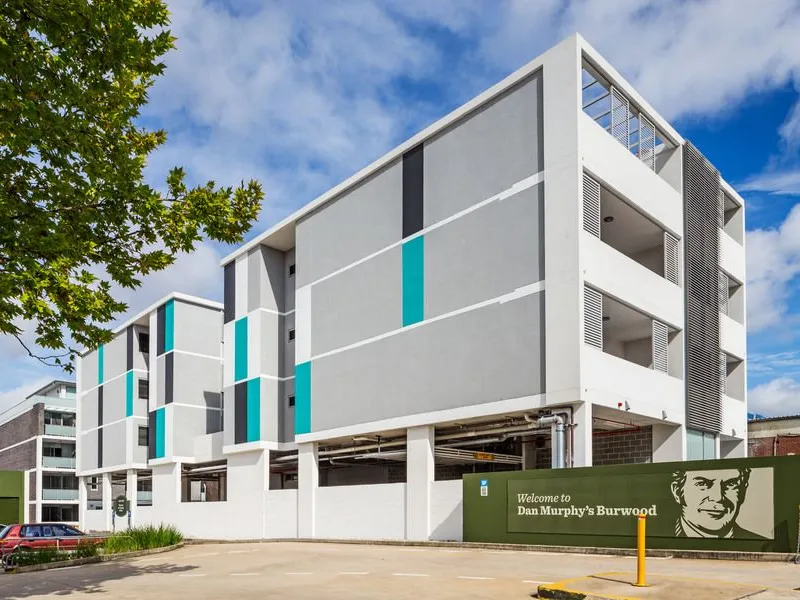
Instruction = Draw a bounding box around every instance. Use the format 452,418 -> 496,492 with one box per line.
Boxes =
3,542 -> 800,599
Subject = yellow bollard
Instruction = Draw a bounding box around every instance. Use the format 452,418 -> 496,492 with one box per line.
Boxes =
634,512 -> 647,587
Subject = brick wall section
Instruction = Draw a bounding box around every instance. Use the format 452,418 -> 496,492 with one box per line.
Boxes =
592,426 -> 653,466
748,435 -> 800,457
0,404 -> 43,450
28,470 -> 36,502
0,439 -> 37,471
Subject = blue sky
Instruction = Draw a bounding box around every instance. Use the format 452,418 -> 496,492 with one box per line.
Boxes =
2,0 -> 800,416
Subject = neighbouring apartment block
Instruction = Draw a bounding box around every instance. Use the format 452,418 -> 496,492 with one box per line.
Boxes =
76,34 -> 747,541
0,381 -> 78,523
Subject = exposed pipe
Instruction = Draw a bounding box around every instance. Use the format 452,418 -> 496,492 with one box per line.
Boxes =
524,413 -> 566,469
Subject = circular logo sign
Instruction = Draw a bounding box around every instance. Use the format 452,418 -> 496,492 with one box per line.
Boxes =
113,495 -> 129,517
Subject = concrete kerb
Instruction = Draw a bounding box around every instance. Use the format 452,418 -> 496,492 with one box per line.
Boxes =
9,542 -> 184,574
183,538 -> 798,563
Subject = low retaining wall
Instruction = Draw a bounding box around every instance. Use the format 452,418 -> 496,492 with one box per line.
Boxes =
11,542 -> 184,574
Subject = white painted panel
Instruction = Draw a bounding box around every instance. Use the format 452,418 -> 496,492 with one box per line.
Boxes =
721,394 -> 747,439
222,320 -> 235,388
720,229 -> 745,285
83,508 -> 107,533
582,232 -> 683,329
581,114 -> 682,238
235,254 -> 249,319
316,483 -> 406,540
720,312 -> 746,360
247,310 -> 262,380
264,489 -> 298,538
295,285 -> 311,364
582,345 -> 684,423
431,480 -> 462,541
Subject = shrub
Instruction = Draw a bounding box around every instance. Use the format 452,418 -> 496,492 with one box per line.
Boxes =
11,547 -> 67,567
104,524 -> 183,555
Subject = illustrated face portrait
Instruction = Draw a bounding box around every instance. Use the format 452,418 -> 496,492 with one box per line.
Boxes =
671,468 -> 749,536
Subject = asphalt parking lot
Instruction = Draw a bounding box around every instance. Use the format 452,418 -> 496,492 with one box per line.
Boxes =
2,542 -> 800,599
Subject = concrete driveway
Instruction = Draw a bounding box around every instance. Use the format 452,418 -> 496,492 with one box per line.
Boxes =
1,542 -> 800,599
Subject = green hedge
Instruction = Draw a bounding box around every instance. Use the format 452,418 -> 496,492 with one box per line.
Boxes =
10,540 -> 99,567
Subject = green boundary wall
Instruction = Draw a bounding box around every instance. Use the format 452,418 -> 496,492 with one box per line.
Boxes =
464,455 -> 800,553
0,471 -> 25,525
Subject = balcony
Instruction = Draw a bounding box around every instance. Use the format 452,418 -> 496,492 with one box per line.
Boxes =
720,229 -> 745,285
42,456 -> 76,469
44,424 -> 76,437
720,313 -> 746,360
42,488 -> 79,501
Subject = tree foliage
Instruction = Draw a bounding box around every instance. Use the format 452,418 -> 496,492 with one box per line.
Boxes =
0,0 -> 263,369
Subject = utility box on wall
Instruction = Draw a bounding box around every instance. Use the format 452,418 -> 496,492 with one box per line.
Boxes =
463,456 -> 800,553
0,471 -> 25,525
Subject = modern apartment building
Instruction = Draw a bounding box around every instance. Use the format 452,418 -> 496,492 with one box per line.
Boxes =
76,34 -> 747,541
76,293 -> 223,532
0,380 -> 79,524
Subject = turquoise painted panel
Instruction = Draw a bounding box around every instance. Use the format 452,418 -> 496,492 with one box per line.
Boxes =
164,299 -> 175,352
98,345 -> 104,385
234,317 -> 248,382
295,362 -> 312,435
155,407 -> 165,459
125,371 -> 134,417
246,378 -> 260,442
402,236 -> 425,326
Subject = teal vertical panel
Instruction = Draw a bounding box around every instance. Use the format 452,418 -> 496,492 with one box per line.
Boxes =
402,236 -> 425,326
155,407 -> 165,459
295,362 -> 311,435
234,317 -> 248,382
125,371 -> 134,417
97,345 -> 104,384
164,299 -> 175,352
246,378 -> 260,442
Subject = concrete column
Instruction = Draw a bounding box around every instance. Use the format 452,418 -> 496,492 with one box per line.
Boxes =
35,437 -> 43,522
652,423 -> 685,462
406,425 -> 434,541
572,403 -> 593,467
78,476 -> 87,530
101,472 -> 113,531
126,469 -> 137,529
522,441 -> 537,470
297,443 -> 318,538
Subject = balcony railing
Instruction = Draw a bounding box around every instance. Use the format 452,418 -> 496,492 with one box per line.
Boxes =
42,488 -> 79,501
42,456 -> 76,469
44,424 -> 76,437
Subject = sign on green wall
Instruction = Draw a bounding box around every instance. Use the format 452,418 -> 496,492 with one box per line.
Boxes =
464,456 -> 796,552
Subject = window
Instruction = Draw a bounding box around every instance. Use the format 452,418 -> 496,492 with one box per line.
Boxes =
181,462 -> 227,503
88,476 -> 99,491
288,264 -> 296,277
687,429 -> 717,460
138,332 -> 150,353
138,379 -> 149,400
21,525 -> 42,538
138,426 -> 149,447
288,328 -> 295,342
288,395 -> 295,407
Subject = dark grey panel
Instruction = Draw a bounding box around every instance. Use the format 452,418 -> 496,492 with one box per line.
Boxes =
311,246 -> 401,356
97,386 -> 103,427
683,142 -> 721,433
126,326 -> 133,371
224,262 -> 235,323
234,381 -> 247,444
403,144 -> 424,238
423,72 -> 542,226
148,410 -> 156,460
165,352 -> 174,404
425,182 -> 543,319
156,304 -> 165,355
311,292 -> 545,431
248,246 -> 286,313
97,426 -> 103,469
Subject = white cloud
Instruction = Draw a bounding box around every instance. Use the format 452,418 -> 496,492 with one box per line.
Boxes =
749,377 -> 800,416
0,377 -> 51,416
745,203 -> 800,331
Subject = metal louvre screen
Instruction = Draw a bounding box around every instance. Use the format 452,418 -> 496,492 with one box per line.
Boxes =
664,232 -> 679,285
683,142 -> 722,432
583,173 -> 601,237
720,351 -> 727,396
610,87 -> 630,148
652,320 -> 669,373
639,114 -> 656,170
719,270 -> 729,315
717,189 -> 725,228
584,286 -> 603,349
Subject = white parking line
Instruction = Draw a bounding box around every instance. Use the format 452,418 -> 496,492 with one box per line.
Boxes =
228,549 -> 257,554
339,572 -> 369,576
189,552 -> 220,557
179,573 -> 206,578
230,572 -> 259,577
285,572 -> 313,576
441,549 -> 466,553
393,573 -> 429,577
397,548 -> 425,552
458,576 -> 495,580
523,580 -> 550,585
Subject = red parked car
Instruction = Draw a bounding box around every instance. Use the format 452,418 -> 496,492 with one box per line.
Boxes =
0,523 -> 105,553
